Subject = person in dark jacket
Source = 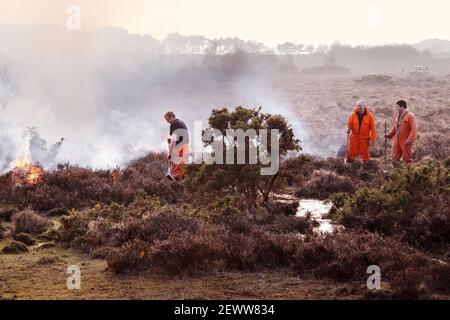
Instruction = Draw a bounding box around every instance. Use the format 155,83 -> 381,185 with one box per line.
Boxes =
164,111 -> 190,179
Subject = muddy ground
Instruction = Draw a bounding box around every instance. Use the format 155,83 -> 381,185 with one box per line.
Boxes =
0,238 -> 366,300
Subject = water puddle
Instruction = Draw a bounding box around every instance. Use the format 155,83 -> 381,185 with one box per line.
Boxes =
274,194 -> 336,234
296,199 -> 334,234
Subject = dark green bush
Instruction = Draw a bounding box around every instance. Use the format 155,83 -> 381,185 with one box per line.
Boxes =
329,162 -> 450,253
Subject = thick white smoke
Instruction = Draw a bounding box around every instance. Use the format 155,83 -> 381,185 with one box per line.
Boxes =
0,25 -> 310,174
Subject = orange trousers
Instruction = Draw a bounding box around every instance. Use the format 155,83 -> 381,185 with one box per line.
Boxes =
392,140 -> 413,163
170,144 -> 190,179
171,162 -> 185,178
348,138 -> 370,161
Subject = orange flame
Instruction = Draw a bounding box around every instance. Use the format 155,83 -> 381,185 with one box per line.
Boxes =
12,157 -> 44,186
111,168 -> 121,185
26,165 -> 43,185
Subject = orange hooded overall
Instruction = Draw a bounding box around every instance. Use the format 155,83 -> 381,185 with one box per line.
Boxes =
387,111 -> 417,163
347,107 -> 377,161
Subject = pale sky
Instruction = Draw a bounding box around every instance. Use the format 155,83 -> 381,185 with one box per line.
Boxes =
0,0 -> 449,46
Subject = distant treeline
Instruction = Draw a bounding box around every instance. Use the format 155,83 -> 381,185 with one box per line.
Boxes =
1,25 -> 450,75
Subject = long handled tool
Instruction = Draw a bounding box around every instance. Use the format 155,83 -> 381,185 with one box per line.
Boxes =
166,138 -> 175,181
383,122 -> 388,173
166,158 -> 175,181
344,130 -> 350,164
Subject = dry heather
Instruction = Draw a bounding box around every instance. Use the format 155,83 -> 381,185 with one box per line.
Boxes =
0,153 -> 179,213
285,155 -> 385,199
49,191 -> 448,299
295,169 -> 356,199
0,151 -> 448,299
0,147 -> 448,299
11,210 -> 49,235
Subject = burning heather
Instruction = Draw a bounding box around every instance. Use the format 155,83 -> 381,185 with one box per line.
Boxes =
11,158 -> 44,186
111,167 -> 121,185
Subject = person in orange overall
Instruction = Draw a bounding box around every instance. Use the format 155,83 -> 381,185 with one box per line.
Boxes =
164,111 -> 190,180
385,100 -> 418,164
346,100 -> 377,162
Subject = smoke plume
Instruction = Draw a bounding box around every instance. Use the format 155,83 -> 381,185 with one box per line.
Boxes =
0,25 -> 309,174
